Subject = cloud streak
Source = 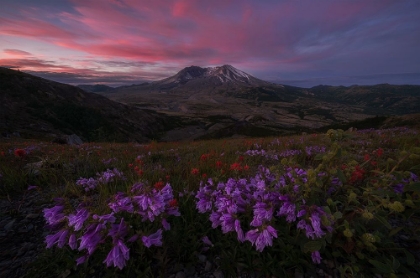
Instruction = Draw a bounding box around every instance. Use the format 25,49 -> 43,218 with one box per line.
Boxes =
1,0 -> 419,86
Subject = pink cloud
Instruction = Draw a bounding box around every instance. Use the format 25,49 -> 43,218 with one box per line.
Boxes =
3,49 -> 32,57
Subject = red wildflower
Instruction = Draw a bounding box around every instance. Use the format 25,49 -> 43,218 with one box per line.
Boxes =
202,173 -> 207,179
350,165 -> 365,183
364,154 -> 370,161
230,162 -> 242,171
238,156 -> 244,162
191,168 -> 199,175
200,154 -> 209,162
169,199 -> 178,207
375,148 -> 384,157
136,170 -> 144,176
14,149 -> 26,158
341,164 -> 347,170
154,181 -> 164,190
244,164 -> 250,171
215,160 -> 223,168
166,175 -> 170,181
128,163 -> 133,168
370,160 -> 377,166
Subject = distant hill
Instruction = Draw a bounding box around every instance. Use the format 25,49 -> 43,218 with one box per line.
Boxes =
0,67 -> 168,142
77,84 -> 114,93
92,65 -> 420,138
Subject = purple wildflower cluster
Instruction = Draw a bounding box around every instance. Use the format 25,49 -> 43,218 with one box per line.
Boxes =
76,168 -> 125,191
195,166 -> 334,261
392,172 -> 419,194
244,146 -> 326,160
43,182 -> 180,270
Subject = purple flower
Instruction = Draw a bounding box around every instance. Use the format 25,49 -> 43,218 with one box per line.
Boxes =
69,233 -> 77,250
103,239 -> 130,270
76,177 -> 98,192
67,208 -> 90,231
76,255 -> 88,265
245,225 -> 278,252
92,213 -> 116,224
43,205 -> 65,226
79,223 -> 105,255
45,229 -> 68,248
27,185 -> 38,191
311,251 -> 322,264
202,236 -> 214,247
162,218 -> 171,231
277,200 -> 296,223
309,212 -> 325,238
235,219 -> 245,242
108,219 -> 128,241
142,229 -> 163,248
220,213 -> 236,233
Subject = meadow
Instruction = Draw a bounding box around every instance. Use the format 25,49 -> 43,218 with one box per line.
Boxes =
1,127 -> 419,277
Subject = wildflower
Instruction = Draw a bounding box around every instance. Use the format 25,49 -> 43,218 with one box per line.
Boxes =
67,208 -> 90,231
43,205 -> 65,226
191,168 -> 199,175
76,255 -> 88,265
202,236 -> 214,247
154,181 -> 165,190
69,233 -> 77,250
215,160 -> 223,168
162,218 -> 171,230
14,148 -> 26,158
142,229 -> 163,248
79,223 -> 105,255
169,199 -> 178,207
27,185 -> 38,191
364,154 -> 370,161
108,219 -> 128,240
245,225 -> 277,252
103,239 -> 130,270
45,229 -> 68,248
230,162 -> 242,171
311,251 -> 322,264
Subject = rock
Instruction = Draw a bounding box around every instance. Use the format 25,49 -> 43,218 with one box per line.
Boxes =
204,261 -> 212,272
52,134 -> 83,145
213,270 -> 224,278
4,219 -> 16,231
26,213 -> 40,219
198,254 -> 206,263
59,269 -> 71,278
67,134 -> 83,145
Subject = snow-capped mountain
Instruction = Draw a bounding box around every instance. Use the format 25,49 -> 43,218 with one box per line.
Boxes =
157,64 -> 271,88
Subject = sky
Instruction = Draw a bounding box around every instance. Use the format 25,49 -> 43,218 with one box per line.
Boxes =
1,0 -> 419,88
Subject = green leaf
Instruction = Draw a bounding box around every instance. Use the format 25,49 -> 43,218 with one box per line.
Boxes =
333,211 -> 343,220
404,249 -> 415,265
314,154 -> 324,161
374,215 -> 392,229
389,227 -> 403,237
404,182 -> 420,193
392,256 -> 400,271
336,169 -> 346,183
302,240 -> 323,253
409,164 -> 420,170
368,259 -> 392,273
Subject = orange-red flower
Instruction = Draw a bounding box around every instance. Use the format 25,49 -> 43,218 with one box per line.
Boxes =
169,199 -> 178,207
191,168 -> 199,175
154,181 -> 164,190
230,162 -> 242,171
14,149 -> 26,158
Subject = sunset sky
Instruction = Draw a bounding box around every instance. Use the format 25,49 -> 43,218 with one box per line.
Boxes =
1,0 -> 419,87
